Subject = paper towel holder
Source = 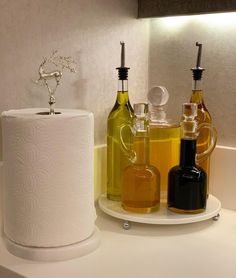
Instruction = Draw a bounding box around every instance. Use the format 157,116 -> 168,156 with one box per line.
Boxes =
1,108 -> 100,262
35,50 -> 77,115
4,227 -> 101,262
37,111 -> 62,115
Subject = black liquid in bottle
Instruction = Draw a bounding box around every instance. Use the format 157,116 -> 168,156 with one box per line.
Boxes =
168,103 -> 207,214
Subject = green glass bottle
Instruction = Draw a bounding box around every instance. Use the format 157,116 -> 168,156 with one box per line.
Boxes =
107,42 -> 134,201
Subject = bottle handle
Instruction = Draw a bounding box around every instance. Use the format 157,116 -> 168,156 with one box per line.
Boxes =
196,123 -> 217,163
119,124 -> 136,163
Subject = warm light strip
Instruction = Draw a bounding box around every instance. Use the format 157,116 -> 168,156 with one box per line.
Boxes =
155,12 -> 236,29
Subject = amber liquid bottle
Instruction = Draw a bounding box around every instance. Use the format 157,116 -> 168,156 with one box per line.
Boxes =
148,86 -> 180,202
190,42 -> 213,195
168,103 -> 207,214
107,42 -> 134,201
122,103 -> 160,213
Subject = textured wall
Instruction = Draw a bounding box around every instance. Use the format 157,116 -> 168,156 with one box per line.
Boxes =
149,14 -> 236,148
1,2 -> 235,154
0,0 -> 149,157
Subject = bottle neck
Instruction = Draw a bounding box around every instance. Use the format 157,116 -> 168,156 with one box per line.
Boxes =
118,79 -> 128,92
149,105 -> 167,124
133,134 -> 150,165
180,139 -> 196,167
116,80 -> 129,105
192,79 -> 202,90
191,79 -> 204,104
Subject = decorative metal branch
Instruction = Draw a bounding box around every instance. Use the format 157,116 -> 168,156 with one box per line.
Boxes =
36,50 -> 77,114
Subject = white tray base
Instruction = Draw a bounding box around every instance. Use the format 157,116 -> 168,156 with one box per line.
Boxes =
99,195 -> 221,225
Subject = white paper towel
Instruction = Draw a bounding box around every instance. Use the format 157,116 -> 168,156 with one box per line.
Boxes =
2,108 -> 96,247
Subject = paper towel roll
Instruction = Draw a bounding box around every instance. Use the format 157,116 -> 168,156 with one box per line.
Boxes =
2,108 -> 96,247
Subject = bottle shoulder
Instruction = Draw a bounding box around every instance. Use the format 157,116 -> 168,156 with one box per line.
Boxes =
190,91 -> 212,123
149,121 -> 180,128
108,101 -> 133,120
109,90 -> 133,113
124,164 -> 160,178
196,105 -> 212,123
149,122 -> 180,140
169,165 -> 206,177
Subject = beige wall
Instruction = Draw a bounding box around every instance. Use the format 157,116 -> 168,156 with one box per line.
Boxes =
1,2 -> 235,155
149,14 -> 236,148
0,0 -> 149,158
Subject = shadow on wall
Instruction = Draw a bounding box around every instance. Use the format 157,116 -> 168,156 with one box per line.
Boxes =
72,50 -> 89,110
71,50 -> 109,144
0,121 -> 2,161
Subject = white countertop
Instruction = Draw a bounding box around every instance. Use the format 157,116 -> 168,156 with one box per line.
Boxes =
1,206 -> 236,278
1,145 -> 236,278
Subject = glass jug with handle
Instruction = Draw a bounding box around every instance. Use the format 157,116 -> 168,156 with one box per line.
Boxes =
168,103 -> 217,214
120,103 -> 160,213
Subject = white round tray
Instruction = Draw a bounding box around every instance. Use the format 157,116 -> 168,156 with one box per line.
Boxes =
98,194 -> 221,226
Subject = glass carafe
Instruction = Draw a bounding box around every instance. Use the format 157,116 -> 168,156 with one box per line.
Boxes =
120,103 -> 160,213
148,86 -> 180,202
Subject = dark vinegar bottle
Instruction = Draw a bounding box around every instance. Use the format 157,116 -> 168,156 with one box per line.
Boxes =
168,103 -> 207,214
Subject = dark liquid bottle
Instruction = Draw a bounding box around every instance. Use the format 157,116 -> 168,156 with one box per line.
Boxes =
168,103 -> 207,214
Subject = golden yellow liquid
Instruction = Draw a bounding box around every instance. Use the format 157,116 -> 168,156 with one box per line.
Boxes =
107,91 -> 133,201
122,136 -> 160,213
149,124 -> 180,201
190,90 -> 212,193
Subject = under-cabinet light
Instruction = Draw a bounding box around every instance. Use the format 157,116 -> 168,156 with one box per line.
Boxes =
154,12 -> 236,29
138,0 -> 236,19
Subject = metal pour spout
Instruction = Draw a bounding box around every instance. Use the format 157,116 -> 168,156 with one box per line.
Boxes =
196,42 -> 202,68
191,42 -> 205,81
116,41 -> 129,81
120,41 -> 125,67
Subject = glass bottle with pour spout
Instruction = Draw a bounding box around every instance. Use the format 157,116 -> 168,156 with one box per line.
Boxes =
107,42 -> 134,201
148,86 -> 180,202
168,103 -> 217,214
120,103 -> 160,213
190,42 -> 215,195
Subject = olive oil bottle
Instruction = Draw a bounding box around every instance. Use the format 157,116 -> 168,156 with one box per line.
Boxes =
190,42 -> 213,193
148,86 -> 180,202
121,103 -> 160,213
107,42 -> 134,201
